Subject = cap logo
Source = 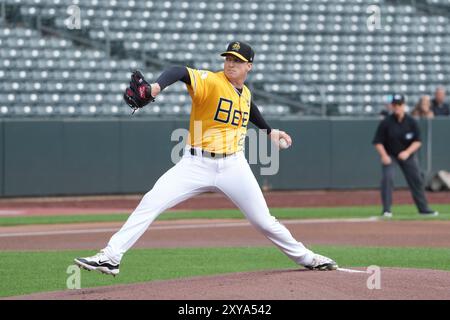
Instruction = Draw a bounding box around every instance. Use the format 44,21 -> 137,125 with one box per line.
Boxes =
231,42 -> 240,51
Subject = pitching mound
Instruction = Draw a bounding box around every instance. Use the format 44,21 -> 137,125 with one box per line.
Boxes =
8,267 -> 450,300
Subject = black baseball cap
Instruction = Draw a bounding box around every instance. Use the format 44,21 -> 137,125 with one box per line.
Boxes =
391,93 -> 405,105
220,41 -> 254,62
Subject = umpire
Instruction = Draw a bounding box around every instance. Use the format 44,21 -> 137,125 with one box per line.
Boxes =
372,94 -> 438,217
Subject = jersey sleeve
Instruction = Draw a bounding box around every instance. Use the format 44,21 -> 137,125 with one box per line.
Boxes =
372,120 -> 387,145
185,68 -> 216,103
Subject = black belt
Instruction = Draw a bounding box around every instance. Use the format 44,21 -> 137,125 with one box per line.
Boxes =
189,148 -> 233,159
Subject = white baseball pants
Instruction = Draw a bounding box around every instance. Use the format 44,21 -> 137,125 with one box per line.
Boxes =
104,147 -> 314,266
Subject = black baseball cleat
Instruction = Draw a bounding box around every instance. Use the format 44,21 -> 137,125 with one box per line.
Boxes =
74,251 -> 120,276
304,253 -> 338,271
419,210 -> 439,217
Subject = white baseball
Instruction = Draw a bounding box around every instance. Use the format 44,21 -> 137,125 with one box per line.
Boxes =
279,138 -> 289,149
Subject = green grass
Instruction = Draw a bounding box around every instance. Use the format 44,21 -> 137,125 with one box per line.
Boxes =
1,246 -> 449,298
1,204 -> 449,226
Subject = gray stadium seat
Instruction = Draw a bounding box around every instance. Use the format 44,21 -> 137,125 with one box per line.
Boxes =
1,0 -> 449,117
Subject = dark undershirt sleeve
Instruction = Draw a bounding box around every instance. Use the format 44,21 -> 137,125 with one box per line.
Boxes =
155,66 -> 191,90
249,100 -> 272,134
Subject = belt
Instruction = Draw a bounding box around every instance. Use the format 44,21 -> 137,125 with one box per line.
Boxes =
189,148 -> 234,159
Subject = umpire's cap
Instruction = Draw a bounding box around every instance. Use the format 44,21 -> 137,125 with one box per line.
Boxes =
221,41 -> 254,62
391,93 -> 405,105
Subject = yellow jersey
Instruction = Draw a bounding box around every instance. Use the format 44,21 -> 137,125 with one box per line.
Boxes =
186,68 -> 251,154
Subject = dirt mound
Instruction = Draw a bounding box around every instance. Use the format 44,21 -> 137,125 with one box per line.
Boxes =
7,268 -> 450,300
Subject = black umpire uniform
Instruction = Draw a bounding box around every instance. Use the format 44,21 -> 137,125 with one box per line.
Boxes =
372,94 -> 436,215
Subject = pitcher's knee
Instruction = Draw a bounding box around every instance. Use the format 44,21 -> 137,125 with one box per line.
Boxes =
137,189 -> 166,210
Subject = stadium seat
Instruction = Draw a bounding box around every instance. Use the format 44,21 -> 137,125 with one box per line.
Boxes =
0,0 -> 449,117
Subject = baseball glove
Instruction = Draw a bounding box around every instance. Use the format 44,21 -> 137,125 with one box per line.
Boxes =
123,70 -> 155,114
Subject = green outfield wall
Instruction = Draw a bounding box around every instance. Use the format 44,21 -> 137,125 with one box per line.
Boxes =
0,118 -> 448,197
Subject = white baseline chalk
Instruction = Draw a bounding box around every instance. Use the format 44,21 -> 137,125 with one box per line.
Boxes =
337,268 -> 368,273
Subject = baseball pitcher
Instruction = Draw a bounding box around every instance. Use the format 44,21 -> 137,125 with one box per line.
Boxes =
74,41 -> 338,276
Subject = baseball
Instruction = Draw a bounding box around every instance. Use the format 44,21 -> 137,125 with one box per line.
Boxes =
279,138 -> 289,149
